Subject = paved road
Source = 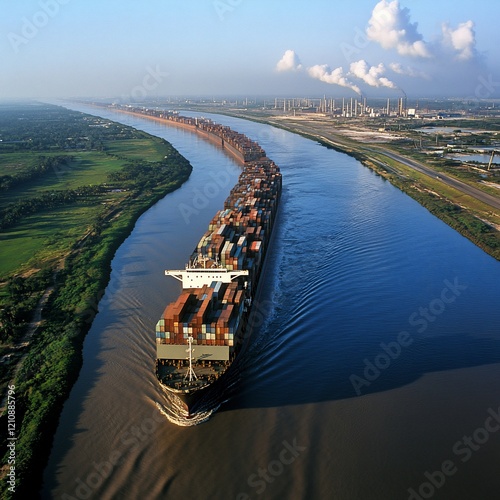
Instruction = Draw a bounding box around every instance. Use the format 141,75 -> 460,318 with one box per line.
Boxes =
373,148 -> 500,211
276,120 -> 500,212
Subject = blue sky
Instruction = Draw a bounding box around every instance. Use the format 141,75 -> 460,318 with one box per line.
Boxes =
1,0 -> 499,99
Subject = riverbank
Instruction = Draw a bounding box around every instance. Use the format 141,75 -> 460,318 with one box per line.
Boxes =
198,109 -> 500,261
0,104 -> 193,499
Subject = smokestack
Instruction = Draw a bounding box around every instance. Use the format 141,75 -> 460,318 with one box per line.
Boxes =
398,97 -> 406,116
386,98 -> 390,116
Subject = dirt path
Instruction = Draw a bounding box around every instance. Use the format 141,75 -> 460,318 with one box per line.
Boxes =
0,284 -> 55,413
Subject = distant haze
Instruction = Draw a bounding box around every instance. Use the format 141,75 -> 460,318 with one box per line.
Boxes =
2,0 -> 499,99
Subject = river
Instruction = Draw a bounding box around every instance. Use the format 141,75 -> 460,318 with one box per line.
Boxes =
42,105 -> 500,500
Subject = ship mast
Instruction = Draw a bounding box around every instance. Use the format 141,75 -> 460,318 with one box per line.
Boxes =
184,336 -> 198,382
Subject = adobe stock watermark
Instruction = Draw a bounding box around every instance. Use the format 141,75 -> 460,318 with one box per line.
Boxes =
233,298 -> 275,353
407,404 -> 500,499
78,271 -> 131,327
5,384 -> 17,495
246,299 -> 274,331
349,277 -> 468,396
236,438 -> 306,499
213,0 -> 243,21
178,165 -> 235,224
61,408 -> 164,500
340,27 -> 372,63
255,126 -> 283,151
474,74 -> 500,100
339,8 -> 391,63
118,65 -> 169,104
7,0 -> 71,54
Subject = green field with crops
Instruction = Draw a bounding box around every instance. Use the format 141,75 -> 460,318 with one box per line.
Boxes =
0,106 -> 177,279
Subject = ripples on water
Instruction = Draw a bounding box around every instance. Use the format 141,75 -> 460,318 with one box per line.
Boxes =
42,107 -> 500,500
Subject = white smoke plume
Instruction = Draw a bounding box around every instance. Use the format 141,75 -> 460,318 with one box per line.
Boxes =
441,21 -> 476,61
349,60 -> 397,89
366,0 -> 431,58
276,50 -> 303,72
308,64 -> 361,95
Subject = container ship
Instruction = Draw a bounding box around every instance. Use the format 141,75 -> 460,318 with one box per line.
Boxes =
118,107 -> 283,417
110,105 -> 267,164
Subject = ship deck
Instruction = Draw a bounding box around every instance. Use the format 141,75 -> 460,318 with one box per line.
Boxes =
157,359 -> 230,392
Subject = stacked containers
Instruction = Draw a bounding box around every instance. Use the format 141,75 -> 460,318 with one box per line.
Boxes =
155,125 -> 282,353
156,282 -> 243,347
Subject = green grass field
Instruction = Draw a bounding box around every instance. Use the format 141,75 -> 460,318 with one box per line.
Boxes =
0,153 -> 126,209
0,132 -> 177,278
0,151 -> 41,176
104,137 -> 171,161
0,201 -> 118,278
0,137 -> 170,279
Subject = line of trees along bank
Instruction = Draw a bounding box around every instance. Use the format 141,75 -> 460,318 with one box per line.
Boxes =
0,156 -> 73,191
0,185 -> 104,230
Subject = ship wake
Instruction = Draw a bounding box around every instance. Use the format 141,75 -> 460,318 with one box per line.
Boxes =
155,392 -> 219,427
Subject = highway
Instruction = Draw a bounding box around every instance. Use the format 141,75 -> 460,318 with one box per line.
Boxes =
371,148 -> 500,211
274,119 -> 500,212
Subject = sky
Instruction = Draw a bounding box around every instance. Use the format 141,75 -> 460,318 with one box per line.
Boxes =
1,0 -> 499,100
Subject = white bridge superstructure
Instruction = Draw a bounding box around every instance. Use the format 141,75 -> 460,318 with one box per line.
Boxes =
165,266 -> 248,289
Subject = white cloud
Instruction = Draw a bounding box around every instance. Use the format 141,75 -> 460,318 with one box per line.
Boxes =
349,60 -> 397,89
441,21 -> 476,61
307,64 -> 361,94
275,3 -> 483,98
366,0 -> 431,58
276,50 -> 303,72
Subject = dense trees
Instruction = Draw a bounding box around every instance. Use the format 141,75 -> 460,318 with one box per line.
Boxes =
0,271 -> 52,342
0,104 -> 139,153
0,187 -> 99,229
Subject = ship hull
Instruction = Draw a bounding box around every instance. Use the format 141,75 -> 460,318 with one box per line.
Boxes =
156,199 -> 281,416
158,358 -> 242,415
106,105 -> 281,421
